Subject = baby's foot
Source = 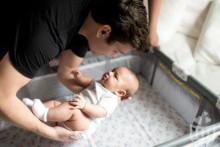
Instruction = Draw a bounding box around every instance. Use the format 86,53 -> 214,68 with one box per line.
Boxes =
22,98 -> 34,107
32,99 -> 48,122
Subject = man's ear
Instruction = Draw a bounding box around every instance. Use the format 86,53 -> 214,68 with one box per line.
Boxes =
97,25 -> 111,39
115,89 -> 126,97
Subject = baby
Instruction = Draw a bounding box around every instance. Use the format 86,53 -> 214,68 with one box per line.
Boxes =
22,66 -> 139,139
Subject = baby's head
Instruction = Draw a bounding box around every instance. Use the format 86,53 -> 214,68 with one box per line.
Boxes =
100,66 -> 139,100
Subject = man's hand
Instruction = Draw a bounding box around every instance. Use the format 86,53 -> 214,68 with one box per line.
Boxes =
69,95 -> 87,109
51,125 -> 83,142
148,30 -> 160,48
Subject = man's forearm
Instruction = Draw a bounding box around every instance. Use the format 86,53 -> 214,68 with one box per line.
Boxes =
148,0 -> 161,31
0,96 -> 54,139
0,53 -> 57,140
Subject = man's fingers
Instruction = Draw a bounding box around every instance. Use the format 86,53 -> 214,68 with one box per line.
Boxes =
65,130 -> 83,142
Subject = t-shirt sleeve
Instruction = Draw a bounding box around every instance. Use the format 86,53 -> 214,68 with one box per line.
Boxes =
66,34 -> 90,58
98,94 -> 118,117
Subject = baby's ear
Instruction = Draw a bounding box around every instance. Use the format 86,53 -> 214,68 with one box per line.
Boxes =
115,89 -> 126,97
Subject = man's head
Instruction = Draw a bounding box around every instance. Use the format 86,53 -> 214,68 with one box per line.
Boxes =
100,66 -> 139,100
89,0 -> 149,56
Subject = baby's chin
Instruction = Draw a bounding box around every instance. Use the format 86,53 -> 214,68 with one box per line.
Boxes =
100,79 -> 104,85
99,80 -> 106,87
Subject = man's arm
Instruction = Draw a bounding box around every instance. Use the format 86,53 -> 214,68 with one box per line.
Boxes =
0,53 -> 77,142
148,0 -> 161,47
57,50 -> 85,93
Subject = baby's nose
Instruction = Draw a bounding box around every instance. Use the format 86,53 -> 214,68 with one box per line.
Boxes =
108,71 -> 113,76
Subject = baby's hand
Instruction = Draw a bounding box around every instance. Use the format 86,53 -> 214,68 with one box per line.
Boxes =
72,69 -> 82,79
69,95 -> 87,109
72,69 -> 80,76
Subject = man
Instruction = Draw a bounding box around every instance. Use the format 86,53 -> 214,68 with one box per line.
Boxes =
0,0 -> 160,142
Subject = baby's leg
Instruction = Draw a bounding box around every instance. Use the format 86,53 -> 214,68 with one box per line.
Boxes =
63,108 -> 91,131
44,100 -> 62,108
23,98 -> 69,123
47,102 -> 90,131
23,98 -> 90,131
47,101 -> 74,122
22,98 -> 61,109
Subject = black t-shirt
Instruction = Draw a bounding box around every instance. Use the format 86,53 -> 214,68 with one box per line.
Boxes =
0,0 -> 90,78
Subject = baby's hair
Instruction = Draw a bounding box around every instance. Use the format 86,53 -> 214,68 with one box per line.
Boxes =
120,67 -> 139,100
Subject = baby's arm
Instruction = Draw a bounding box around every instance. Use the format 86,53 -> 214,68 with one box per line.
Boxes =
22,98 -> 74,122
71,70 -> 93,93
70,95 -> 107,118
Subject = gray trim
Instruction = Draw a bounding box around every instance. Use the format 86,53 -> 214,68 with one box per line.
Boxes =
155,122 -> 220,147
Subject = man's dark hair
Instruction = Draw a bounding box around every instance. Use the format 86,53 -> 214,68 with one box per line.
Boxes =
91,0 -> 149,52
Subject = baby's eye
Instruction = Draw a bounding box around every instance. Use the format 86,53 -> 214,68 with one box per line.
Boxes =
114,73 -> 118,79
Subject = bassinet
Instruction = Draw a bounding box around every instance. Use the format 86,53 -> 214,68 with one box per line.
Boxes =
0,50 -> 219,147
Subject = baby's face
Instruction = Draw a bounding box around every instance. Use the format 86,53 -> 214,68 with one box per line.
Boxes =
100,67 -> 129,92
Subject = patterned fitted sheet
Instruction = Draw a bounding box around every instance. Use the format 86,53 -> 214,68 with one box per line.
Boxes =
0,75 -> 189,147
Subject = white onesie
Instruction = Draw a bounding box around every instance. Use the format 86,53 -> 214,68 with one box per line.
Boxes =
58,80 -> 119,139
23,80 -> 119,139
